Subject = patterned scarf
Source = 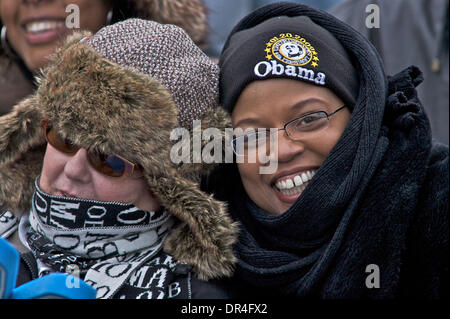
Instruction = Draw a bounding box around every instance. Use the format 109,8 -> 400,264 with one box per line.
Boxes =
21,178 -> 175,298
0,210 -> 18,239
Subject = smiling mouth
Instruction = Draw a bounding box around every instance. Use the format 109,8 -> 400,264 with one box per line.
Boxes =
24,20 -> 65,34
274,169 -> 317,196
21,18 -> 68,45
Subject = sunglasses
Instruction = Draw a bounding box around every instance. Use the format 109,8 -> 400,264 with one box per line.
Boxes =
41,120 -> 142,178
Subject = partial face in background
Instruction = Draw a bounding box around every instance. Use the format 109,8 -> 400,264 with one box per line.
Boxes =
39,142 -> 161,212
231,78 -> 351,215
0,0 -> 112,72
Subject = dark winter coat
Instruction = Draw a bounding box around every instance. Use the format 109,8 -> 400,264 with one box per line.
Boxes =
16,250 -> 231,299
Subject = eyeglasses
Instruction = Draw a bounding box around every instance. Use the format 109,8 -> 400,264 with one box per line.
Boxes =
41,120 -> 142,178
232,105 -> 346,156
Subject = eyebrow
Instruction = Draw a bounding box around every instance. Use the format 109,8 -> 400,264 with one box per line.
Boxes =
234,97 -> 327,128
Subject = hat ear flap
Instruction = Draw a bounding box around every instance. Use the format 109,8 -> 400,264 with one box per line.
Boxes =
176,106 -> 232,178
0,96 -> 45,214
146,169 -> 238,280
0,95 -> 44,166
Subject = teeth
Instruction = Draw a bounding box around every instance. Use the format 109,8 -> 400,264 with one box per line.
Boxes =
278,184 -> 306,196
301,172 -> 308,183
26,21 -> 64,33
285,179 -> 294,189
294,175 -> 303,186
275,170 -> 317,193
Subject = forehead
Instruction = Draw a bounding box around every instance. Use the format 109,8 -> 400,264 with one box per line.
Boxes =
231,78 -> 342,126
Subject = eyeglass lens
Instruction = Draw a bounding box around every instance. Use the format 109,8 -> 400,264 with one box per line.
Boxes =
43,124 -> 129,177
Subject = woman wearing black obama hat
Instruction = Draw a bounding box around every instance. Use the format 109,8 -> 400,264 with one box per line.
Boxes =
205,2 -> 448,298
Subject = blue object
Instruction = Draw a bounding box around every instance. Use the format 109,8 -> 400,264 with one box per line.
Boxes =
0,237 -> 97,299
11,273 -> 97,299
0,237 -> 19,299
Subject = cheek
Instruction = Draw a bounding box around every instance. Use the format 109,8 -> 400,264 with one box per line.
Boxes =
75,0 -> 110,32
91,177 -> 150,206
316,131 -> 343,157
237,162 -> 259,183
39,146 -> 66,193
90,178 -> 129,202
1,3 -> 20,46
237,162 -> 268,196
313,111 -> 350,158
0,1 -> 16,25
106,178 -> 159,212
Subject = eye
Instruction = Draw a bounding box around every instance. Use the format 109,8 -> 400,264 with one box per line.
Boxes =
249,130 -> 271,144
46,128 -> 78,153
240,132 -> 258,146
63,137 -> 76,148
104,155 -> 126,172
289,112 -> 328,132
233,130 -> 267,152
299,113 -> 323,125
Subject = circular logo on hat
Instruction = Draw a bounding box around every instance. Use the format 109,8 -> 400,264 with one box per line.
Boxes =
265,33 -> 319,67
273,38 -> 311,66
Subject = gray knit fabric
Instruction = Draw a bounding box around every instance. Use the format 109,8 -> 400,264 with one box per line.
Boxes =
87,19 -> 219,129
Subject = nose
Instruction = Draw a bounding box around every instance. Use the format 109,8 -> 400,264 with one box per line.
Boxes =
273,130 -> 305,164
63,148 -> 92,183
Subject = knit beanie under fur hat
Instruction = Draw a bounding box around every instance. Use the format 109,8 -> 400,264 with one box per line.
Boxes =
0,19 -> 237,280
85,18 -> 218,129
219,14 -> 359,113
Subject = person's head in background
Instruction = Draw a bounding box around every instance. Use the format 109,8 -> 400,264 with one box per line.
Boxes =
0,0 -> 112,72
0,0 -> 208,73
0,0 -> 210,117
220,14 -> 359,215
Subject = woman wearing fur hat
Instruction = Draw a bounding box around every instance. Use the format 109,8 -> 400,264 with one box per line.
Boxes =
0,0 -> 209,114
0,19 -> 237,299
205,2 -> 449,298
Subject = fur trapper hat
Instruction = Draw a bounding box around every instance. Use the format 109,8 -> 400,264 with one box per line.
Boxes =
0,19 -> 237,280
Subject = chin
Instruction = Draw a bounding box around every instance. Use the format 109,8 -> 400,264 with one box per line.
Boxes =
271,203 -> 292,216
24,48 -> 56,72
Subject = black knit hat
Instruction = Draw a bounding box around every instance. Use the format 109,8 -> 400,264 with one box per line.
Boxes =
219,12 -> 359,113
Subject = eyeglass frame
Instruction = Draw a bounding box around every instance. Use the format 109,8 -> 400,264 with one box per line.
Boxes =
231,105 -> 347,156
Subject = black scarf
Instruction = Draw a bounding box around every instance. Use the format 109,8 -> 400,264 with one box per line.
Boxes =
211,3 -> 391,296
